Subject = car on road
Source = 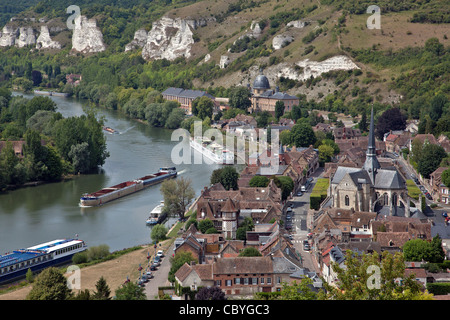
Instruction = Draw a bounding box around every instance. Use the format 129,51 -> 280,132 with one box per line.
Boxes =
153,256 -> 161,266
303,240 -> 310,251
425,193 -> 432,200
297,192 -> 303,196
150,264 -> 158,271
156,250 -> 164,258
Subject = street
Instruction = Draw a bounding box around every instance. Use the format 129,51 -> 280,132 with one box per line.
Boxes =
144,243 -> 175,300
284,168 -> 323,274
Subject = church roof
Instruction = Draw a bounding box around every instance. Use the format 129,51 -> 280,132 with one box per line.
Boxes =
373,169 -> 405,189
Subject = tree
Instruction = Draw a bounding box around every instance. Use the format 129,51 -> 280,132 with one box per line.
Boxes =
68,142 -> 91,174
402,239 -> 432,262
114,281 -> 146,300
430,94 -> 448,122
219,166 -> 239,190
92,276 -> 112,300
26,267 -> 72,300
249,176 -> 269,187
160,176 -> 195,220
318,144 -> 335,164
275,100 -> 285,120
274,176 -> 294,200
229,86 -> 251,110
168,251 -> 197,283
425,37 -> 444,56
151,224 -> 168,242
192,96 -> 214,120
322,250 -> 432,300
290,122 -> 316,147
277,278 -> 318,300
375,107 -> 406,140
238,247 -> 262,257
198,218 -> 214,233
442,169 -> 450,188
196,286 -> 227,300
417,144 -> 447,179
359,110 -> 368,132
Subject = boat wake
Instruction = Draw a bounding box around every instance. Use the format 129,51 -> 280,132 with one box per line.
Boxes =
177,169 -> 187,175
119,125 -> 135,134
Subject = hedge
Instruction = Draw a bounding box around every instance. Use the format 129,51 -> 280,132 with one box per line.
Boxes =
310,178 -> 329,210
426,283 -> 450,295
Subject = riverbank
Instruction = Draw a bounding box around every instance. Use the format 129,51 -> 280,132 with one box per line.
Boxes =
0,239 -> 174,300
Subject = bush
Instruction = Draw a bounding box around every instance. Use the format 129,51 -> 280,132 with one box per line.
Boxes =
426,283 -> 450,296
86,244 -> 110,262
72,251 -> 88,264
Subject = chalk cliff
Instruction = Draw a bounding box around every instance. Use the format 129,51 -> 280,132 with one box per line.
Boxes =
71,15 -> 106,53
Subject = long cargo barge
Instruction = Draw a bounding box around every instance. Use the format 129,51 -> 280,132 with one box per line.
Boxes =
0,238 -> 87,285
79,167 -> 177,207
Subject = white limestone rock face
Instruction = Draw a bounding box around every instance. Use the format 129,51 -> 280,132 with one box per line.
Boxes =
142,16 -> 195,61
125,29 -> 148,52
294,55 -> 360,81
286,20 -> 307,28
272,34 -> 293,50
72,15 -> 106,53
16,27 -> 36,47
0,25 -> 18,47
36,26 -> 61,50
219,55 -> 230,69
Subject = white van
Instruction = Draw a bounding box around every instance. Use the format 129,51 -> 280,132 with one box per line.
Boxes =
301,185 -> 306,192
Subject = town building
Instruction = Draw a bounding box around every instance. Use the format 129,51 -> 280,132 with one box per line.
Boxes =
161,87 -> 215,114
248,69 -> 299,115
430,167 -> 449,204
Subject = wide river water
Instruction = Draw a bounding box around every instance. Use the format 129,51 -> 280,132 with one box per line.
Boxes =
0,92 -> 222,253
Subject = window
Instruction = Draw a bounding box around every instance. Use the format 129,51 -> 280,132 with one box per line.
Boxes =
226,280 -> 232,286
244,278 -> 249,285
252,278 -> 258,285
260,277 -> 265,284
235,278 -> 241,285
216,280 -> 221,286
277,277 -> 281,284
345,195 -> 350,206
267,277 -> 272,284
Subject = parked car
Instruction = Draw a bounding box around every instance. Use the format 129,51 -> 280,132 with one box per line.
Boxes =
156,250 -> 164,258
286,214 -> 291,220
426,193 -> 432,200
150,264 -> 157,271
303,240 -> 310,251
297,192 -> 303,196
287,207 -> 292,212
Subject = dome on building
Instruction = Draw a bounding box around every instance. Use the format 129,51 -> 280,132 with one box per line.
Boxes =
253,69 -> 270,89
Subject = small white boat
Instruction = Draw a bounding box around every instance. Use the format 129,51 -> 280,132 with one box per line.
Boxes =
146,201 -> 166,225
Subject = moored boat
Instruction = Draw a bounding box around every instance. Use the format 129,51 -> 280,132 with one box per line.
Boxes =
0,238 -> 87,285
190,136 -> 234,164
146,201 -> 167,225
79,167 -> 177,207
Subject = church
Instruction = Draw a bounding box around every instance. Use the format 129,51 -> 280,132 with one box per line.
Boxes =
328,107 -> 411,216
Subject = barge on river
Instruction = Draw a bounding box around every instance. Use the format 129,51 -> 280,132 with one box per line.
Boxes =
79,167 -> 177,207
0,238 -> 87,285
190,136 -> 234,165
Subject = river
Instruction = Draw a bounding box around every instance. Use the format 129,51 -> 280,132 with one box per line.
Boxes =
0,92 -> 221,253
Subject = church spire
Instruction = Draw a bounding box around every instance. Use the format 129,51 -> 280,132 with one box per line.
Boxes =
363,105 -> 380,182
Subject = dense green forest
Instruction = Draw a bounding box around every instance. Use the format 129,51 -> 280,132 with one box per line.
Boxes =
0,88 -> 108,189
0,0 -> 40,26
